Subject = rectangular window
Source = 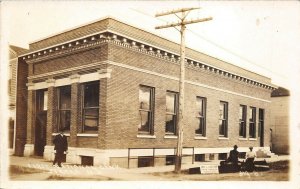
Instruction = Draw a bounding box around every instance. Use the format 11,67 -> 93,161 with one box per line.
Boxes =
195,97 -> 206,136
138,85 -> 154,134
239,105 -> 247,138
138,156 -> 154,167
258,108 -> 264,137
57,86 -> 71,132
166,155 -> 175,165
165,91 -> 178,135
249,107 -> 256,138
219,101 -> 228,137
82,81 -> 99,132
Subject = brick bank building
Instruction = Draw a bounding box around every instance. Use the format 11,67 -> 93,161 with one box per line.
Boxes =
15,17 -> 276,168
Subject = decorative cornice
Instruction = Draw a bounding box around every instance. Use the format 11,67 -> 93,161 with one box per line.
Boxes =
20,31 -> 276,91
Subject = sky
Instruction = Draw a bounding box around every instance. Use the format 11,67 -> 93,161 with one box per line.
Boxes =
2,1 -> 300,88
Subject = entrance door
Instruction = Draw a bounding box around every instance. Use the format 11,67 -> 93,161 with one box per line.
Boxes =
259,109 -> 264,147
35,112 -> 47,156
34,90 -> 48,156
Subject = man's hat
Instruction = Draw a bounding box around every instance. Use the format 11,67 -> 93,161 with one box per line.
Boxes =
234,145 -> 238,149
249,146 -> 253,149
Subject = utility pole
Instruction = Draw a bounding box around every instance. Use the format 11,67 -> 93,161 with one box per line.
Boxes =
155,7 -> 212,173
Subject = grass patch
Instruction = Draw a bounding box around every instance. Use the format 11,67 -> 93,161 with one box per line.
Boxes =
10,165 -> 45,175
268,160 -> 289,171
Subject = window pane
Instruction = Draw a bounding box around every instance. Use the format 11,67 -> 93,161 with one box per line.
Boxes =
239,106 -> 244,120
43,91 -> 48,111
165,114 -> 176,134
139,87 -> 151,110
195,118 -> 204,135
249,123 -> 255,138
84,108 -> 99,131
239,122 -> 246,137
259,109 -> 264,120
219,119 -> 225,136
139,110 -> 150,132
196,97 -> 204,116
59,86 -> 71,109
59,110 -> 70,131
84,82 -> 99,107
219,103 -> 224,119
166,92 -> 175,113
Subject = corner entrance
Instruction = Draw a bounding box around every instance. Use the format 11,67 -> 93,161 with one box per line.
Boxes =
34,90 -> 48,156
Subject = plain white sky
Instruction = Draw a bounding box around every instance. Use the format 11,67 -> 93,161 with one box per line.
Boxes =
1,1 -> 300,187
2,1 -> 300,88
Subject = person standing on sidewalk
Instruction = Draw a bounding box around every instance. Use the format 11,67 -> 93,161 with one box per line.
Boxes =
53,130 -> 68,167
245,146 -> 256,172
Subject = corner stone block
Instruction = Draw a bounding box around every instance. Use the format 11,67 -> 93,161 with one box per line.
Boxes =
66,147 -> 81,165
43,145 -> 55,161
24,144 -> 34,157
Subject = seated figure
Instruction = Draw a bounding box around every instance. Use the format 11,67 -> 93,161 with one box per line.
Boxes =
226,145 -> 239,165
219,145 -> 240,173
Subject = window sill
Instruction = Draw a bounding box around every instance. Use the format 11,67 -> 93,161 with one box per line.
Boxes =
164,135 -> 178,139
194,136 -> 207,140
137,135 -> 156,139
77,133 -> 98,137
249,138 -> 257,141
239,138 -> 247,141
52,133 -> 70,136
218,137 -> 229,140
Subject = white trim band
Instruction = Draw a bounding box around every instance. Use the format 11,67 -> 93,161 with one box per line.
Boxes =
27,68 -> 111,90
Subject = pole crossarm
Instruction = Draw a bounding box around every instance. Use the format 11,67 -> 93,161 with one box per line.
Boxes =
155,17 -> 213,29
155,7 -> 200,17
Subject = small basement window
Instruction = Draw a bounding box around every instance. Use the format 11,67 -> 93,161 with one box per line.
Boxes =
81,156 -> 94,166
218,153 -> 228,160
138,156 -> 154,167
195,154 -> 205,162
166,155 -> 175,165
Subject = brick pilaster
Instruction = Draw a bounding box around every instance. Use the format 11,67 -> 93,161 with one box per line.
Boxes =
26,88 -> 35,144
70,74 -> 80,147
15,59 -> 28,156
46,79 -> 56,146
98,78 -> 108,149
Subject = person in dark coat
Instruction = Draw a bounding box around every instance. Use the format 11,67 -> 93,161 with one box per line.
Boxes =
53,130 -> 68,167
227,145 -> 239,165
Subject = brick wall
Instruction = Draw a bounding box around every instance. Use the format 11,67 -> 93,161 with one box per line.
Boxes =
32,45 -> 108,76
100,43 -> 271,149
15,59 -> 28,156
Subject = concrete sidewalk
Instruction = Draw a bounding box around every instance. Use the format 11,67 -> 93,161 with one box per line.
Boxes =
8,155 -> 290,181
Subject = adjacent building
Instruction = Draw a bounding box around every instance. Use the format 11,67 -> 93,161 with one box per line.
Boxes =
9,45 -> 27,154
16,17 -> 276,168
270,87 -> 290,154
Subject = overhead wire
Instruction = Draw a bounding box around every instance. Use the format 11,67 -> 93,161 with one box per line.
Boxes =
130,7 -> 287,80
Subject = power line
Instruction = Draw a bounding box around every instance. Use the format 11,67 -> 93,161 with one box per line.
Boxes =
130,8 -> 287,80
